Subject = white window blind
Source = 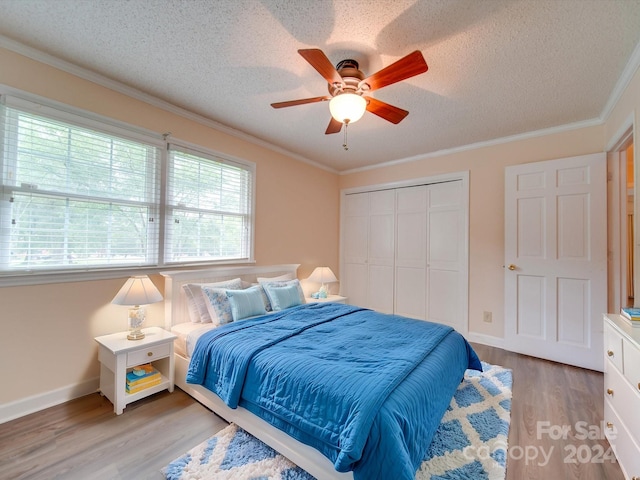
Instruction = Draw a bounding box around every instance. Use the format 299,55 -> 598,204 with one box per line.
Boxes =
0,98 -> 161,273
165,145 -> 253,264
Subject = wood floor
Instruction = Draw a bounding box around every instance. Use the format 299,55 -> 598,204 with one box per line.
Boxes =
0,344 -> 625,480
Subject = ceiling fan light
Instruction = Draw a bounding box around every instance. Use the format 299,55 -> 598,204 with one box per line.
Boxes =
329,93 -> 366,124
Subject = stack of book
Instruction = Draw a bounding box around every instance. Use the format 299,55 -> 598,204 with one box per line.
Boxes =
126,363 -> 161,394
620,307 -> 640,328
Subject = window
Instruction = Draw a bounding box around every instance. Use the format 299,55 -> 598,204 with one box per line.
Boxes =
0,94 -> 254,281
165,145 -> 253,264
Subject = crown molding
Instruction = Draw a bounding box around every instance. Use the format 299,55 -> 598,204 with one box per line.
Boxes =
340,117 -> 603,175
0,35 -> 338,175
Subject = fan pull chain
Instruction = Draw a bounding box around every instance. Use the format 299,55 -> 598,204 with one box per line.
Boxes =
342,120 -> 349,150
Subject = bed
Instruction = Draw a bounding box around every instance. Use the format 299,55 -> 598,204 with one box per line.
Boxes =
161,264 -> 481,480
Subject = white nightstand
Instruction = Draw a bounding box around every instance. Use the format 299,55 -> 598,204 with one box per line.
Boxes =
305,295 -> 348,304
95,326 -> 176,415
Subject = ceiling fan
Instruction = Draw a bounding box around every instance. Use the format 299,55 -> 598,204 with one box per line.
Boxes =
271,48 -> 428,135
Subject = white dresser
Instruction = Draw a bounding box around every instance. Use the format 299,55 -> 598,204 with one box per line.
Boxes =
603,314 -> 640,480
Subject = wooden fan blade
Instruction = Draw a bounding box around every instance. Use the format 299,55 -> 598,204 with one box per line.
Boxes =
365,97 -> 409,124
271,96 -> 330,108
325,117 -> 343,134
361,51 -> 428,92
298,49 -> 343,85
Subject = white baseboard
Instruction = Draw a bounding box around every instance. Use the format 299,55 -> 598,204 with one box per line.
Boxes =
0,377 -> 99,424
466,331 -> 507,350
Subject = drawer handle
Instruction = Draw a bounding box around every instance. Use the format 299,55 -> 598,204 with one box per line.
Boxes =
607,350 -> 614,357
606,422 -> 614,429
147,352 -> 153,357
606,388 -> 614,396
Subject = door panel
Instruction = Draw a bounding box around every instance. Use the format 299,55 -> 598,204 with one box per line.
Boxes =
368,265 -> 394,314
395,266 -> 426,319
505,153 -> 606,371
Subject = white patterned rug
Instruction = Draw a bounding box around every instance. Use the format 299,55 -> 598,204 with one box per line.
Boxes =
163,362 -> 512,480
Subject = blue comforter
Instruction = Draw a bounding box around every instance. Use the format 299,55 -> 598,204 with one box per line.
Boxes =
187,302 -> 481,480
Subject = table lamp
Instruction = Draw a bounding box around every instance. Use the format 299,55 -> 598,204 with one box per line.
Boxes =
112,275 -> 163,340
307,267 -> 338,298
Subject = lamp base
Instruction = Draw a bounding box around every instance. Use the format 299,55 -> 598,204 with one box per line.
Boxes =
127,306 -> 146,341
127,329 -> 146,340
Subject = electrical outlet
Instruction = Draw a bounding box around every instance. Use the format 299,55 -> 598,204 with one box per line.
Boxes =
483,311 -> 492,323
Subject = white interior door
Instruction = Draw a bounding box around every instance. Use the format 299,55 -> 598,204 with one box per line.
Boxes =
505,153 -> 606,371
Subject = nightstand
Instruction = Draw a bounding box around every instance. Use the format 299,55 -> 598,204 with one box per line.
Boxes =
95,326 -> 176,415
305,295 -> 348,304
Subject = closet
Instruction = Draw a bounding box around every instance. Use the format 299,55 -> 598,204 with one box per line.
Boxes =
340,175 -> 468,334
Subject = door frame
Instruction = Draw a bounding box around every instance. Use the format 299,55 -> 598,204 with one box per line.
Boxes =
339,171 -> 469,332
606,112 -> 635,313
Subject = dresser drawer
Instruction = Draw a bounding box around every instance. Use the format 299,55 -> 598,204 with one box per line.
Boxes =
604,399 -> 640,480
623,336 -> 640,391
127,342 -> 172,367
604,322 -> 624,372
604,364 -> 640,446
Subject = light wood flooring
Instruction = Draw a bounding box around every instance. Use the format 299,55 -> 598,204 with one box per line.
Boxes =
0,344 -> 625,480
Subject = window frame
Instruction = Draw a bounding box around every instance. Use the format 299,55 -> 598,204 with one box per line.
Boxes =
0,90 -> 256,287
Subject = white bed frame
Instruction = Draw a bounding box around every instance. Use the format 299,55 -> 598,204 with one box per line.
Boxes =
161,264 -> 353,480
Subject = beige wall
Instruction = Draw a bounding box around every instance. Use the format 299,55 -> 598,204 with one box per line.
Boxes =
0,48 -> 340,407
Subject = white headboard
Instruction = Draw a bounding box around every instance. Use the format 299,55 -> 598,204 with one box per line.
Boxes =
160,264 -> 300,330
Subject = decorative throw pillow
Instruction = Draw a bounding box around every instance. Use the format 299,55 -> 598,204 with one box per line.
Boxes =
226,286 -> 267,321
200,280 -> 244,325
262,280 -> 306,311
182,278 -> 243,323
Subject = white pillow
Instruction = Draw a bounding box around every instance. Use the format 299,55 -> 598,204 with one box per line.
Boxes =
183,278 -> 243,323
257,273 -> 295,284
226,286 -> 267,321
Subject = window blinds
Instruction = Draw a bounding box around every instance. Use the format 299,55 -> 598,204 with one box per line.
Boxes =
0,94 -> 255,278
0,99 -> 161,272
165,145 -> 253,263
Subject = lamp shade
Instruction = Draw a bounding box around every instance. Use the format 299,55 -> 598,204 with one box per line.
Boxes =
329,93 -> 366,124
112,275 -> 163,306
307,267 -> 338,285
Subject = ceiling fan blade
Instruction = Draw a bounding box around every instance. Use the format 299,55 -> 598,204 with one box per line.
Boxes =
325,117 -> 343,134
271,96 -> 330,108
298,49 -> 343,85
360,51 -> 428,92
365,97 -> 409,124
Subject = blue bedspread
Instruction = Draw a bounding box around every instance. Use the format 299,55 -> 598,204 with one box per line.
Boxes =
187,303 -> 481,480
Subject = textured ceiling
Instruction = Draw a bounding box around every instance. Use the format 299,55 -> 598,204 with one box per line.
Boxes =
1,0 -> 640,172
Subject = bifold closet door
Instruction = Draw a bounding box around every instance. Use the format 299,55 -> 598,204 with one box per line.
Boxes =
425,181 -> 466,332
395,185 -> 427,319
342,180 -> 464,329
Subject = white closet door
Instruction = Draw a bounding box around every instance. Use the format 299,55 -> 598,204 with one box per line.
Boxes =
367,190 -> 395,313
340,175 -> 467,334
427,181 -> 466,333
395,185 -> 427,319
342,192 -> 369,307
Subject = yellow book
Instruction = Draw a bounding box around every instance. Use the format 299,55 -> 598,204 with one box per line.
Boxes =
126,377 -> 162,394
126,372 -> 161,387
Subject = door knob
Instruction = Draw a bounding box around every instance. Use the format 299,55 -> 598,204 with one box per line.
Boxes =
508,264 -> 517,271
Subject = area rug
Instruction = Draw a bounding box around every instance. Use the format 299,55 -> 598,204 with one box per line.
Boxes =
163,361 -> 512,480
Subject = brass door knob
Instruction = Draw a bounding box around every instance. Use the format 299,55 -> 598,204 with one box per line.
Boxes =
607,350 -> 614,357
508,264 -> 517,271
607,388 -> 614,396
